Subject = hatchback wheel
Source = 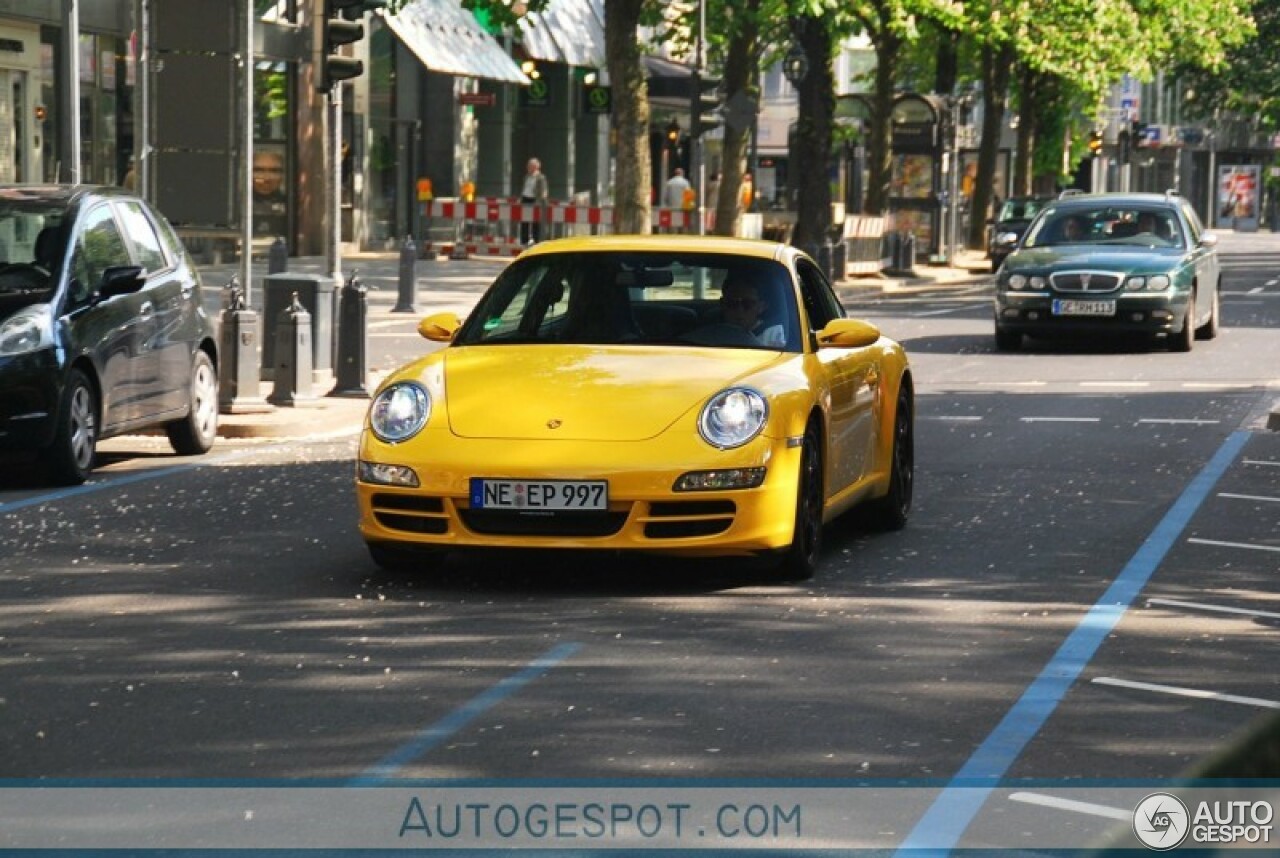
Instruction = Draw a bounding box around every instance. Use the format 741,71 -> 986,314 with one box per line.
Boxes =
47,369 -> 98,485
867,386 -> 914,531
166,350 -> 219,455
775,424 -> 823,581
1171,293 -> 1195,352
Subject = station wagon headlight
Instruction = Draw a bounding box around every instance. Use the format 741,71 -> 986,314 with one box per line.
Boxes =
369,382 -> 431,443
1007,274 -> 1027,290
1126,276 -> 1147,291
0,304 -> 54,356
1147,274 -> 1171,290
1028,276 -> 1047,289
699,387 -> 768,449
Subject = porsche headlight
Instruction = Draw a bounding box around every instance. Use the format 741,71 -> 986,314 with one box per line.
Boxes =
699,387 -> 768,449
0,304 -> 54,357
369,382 -> 431,443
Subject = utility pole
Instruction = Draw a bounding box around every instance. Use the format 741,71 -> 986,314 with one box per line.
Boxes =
241,0 -> 254,304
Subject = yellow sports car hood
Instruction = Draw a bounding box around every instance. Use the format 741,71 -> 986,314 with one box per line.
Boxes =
443,345 -> 784,441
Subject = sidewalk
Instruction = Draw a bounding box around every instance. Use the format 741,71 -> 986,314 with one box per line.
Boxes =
205,245 -> 990,442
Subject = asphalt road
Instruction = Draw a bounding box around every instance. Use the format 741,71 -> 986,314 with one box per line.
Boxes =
2,233 -> 1277,852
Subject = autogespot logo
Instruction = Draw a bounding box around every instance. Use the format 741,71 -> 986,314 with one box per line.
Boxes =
1134,793 -> 1190,851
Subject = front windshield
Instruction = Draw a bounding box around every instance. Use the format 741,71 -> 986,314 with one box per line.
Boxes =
1024,205 -> 1185,249
454,251 -> 802,352
0,200 -> 66,316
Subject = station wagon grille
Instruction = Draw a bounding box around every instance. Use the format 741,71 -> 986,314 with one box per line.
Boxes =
1050,271 -> 1122,293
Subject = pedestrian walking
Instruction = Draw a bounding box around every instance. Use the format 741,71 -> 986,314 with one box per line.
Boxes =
520,157 -> 549,244
663,168 -> 691,210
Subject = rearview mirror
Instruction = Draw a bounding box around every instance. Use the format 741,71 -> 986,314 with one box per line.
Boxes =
1199,232 -> 1220,248
817,318 -> 881,349
418,312 -> 461,342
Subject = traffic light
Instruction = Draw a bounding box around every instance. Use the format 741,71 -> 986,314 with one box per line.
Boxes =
316,0 -> 367,92
690,72 -> 722,138
1088,130 -> 1103,156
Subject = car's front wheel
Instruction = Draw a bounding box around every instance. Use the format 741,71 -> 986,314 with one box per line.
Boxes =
994,325 -> 1022,351
775,423 -> 823,581
866,385 -> 914,531
46,369 -> 98,485
166,350 -> 219,455
1171,291 -> 1195,352
1196,281 -> 1220,340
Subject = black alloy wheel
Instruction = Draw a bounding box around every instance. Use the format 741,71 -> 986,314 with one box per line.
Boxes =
777,424 -> 823,581
867,386 -> 914,531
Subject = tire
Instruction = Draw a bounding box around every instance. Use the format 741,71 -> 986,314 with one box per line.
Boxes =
166,350 -> 219,455
866,385 -> 914,531
1195,282 -> 1220,340
994,325 -> 1022,351
1171,292 -> 1195,352
368,542 -> 444,573
46,369 -> 98,486
775,423 -> 823,581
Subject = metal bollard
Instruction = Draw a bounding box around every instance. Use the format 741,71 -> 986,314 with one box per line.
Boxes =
329,271 -> 370,398
266,293 -> 314,406
392,234 -> 418,313
268,236 -> 288,275
217,275 -> 268,413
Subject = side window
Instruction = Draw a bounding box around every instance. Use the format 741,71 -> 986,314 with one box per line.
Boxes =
68,205 -> 131,304
117,202 -> 169,273
795,259 -> 843,332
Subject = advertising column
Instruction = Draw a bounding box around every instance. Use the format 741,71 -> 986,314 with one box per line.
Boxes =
1217,164 -> 1260,232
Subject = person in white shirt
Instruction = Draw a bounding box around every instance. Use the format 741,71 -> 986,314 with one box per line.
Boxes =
520,157 -> 549,244
663,168 -> 691,210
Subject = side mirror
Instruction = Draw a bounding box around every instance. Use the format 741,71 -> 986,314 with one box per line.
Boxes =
817,318 -> 881,349
418,311 -> 461,342
98,265 -> 146,299
1199,232 -> 1220,248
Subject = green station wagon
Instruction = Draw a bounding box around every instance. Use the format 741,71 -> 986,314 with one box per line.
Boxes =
993,191 -> 1221,351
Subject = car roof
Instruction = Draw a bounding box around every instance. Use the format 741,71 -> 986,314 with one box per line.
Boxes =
0,184 -> 133,207
1051,191 -> 1181,209
519,234 -> 791,262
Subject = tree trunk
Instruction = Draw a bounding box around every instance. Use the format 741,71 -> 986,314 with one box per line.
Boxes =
714,0 -> 760,237
605,0 -> 650,234
966,43 -> 1014,249
1011,64 -> 1037,197
865,28 -> 899,215
790,15 -> 834,248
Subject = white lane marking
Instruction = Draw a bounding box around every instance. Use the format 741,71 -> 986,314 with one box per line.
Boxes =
1136,418 -> 1221,425
924,416 -> 984,422
1147,598 -> 1280,621
915,305 -> 979,317
1181,382 -> 1256,389
1244,459 -> 1280,467
1248,286 -> 1265,294
1020,416 -> 1101,423
1092,677 -> 1280,710
979,381 -> 1046,387
1188,537 -> 1280,554
1218,492 -> 1280,503
1007,792 -> 1130,822
1268,279 -> 1279,286
1080,381 -> 1149,388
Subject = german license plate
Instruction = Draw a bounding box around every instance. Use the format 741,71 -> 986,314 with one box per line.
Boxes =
1052,299 -> 1115,317
470,478 -> 608,511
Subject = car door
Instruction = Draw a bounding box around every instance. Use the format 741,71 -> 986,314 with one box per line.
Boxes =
66,203 -> 154,429
116,200 -> 191,418
796,259 -> 878,494
1181,201 -> 1220,320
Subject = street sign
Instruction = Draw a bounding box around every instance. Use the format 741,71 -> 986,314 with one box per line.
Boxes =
520,78 -> 551,108
582,84 -> 611,114
459,92 -> 496,107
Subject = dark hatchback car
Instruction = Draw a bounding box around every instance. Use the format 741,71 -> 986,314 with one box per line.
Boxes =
993,191 -> 1221,352
0,185 -> 218,484
987,196 -> 1052,271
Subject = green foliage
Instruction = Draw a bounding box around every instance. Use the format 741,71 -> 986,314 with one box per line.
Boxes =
1177,0 -> 1275,128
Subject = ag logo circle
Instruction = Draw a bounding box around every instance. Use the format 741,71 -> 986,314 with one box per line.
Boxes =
1133,792 -> 1189,850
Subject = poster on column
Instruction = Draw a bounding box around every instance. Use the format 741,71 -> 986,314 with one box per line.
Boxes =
1217,164 -> 1260,232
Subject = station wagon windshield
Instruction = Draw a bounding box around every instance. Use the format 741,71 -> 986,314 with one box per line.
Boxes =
1024,206 -> 1185,249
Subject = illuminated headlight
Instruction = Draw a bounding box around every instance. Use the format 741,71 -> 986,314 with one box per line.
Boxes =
1126,275 -> 1147,291
358,460 -> 420,487
0,304 -> 54,356
674,468 -> 767,492
369,382 -> 431,443
698,387 -> 768,449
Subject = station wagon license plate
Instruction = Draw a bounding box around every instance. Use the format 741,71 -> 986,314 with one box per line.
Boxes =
470,478 -> 608,511
1052,299 -> 1116,317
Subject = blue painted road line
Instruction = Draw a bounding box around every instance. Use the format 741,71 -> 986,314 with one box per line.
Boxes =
894,429 -> 1251,856
352,641 -> 583,784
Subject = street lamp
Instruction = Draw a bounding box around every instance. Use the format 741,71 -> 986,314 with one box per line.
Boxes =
782,43 -> 808,88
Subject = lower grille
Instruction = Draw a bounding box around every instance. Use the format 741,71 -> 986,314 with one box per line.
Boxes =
371,494 -> 448,535
643,499 -> 736,539
375,512 -> 448,534
459,509 -> 628,537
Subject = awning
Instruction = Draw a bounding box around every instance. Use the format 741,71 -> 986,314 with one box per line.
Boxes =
381,0 -> 530,85
516,0 -> 606,68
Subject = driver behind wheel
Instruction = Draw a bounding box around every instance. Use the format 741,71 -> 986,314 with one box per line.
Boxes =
720,276 -> 786,347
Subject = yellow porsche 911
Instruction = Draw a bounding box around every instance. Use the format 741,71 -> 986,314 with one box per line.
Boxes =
357,236 -> 913,580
